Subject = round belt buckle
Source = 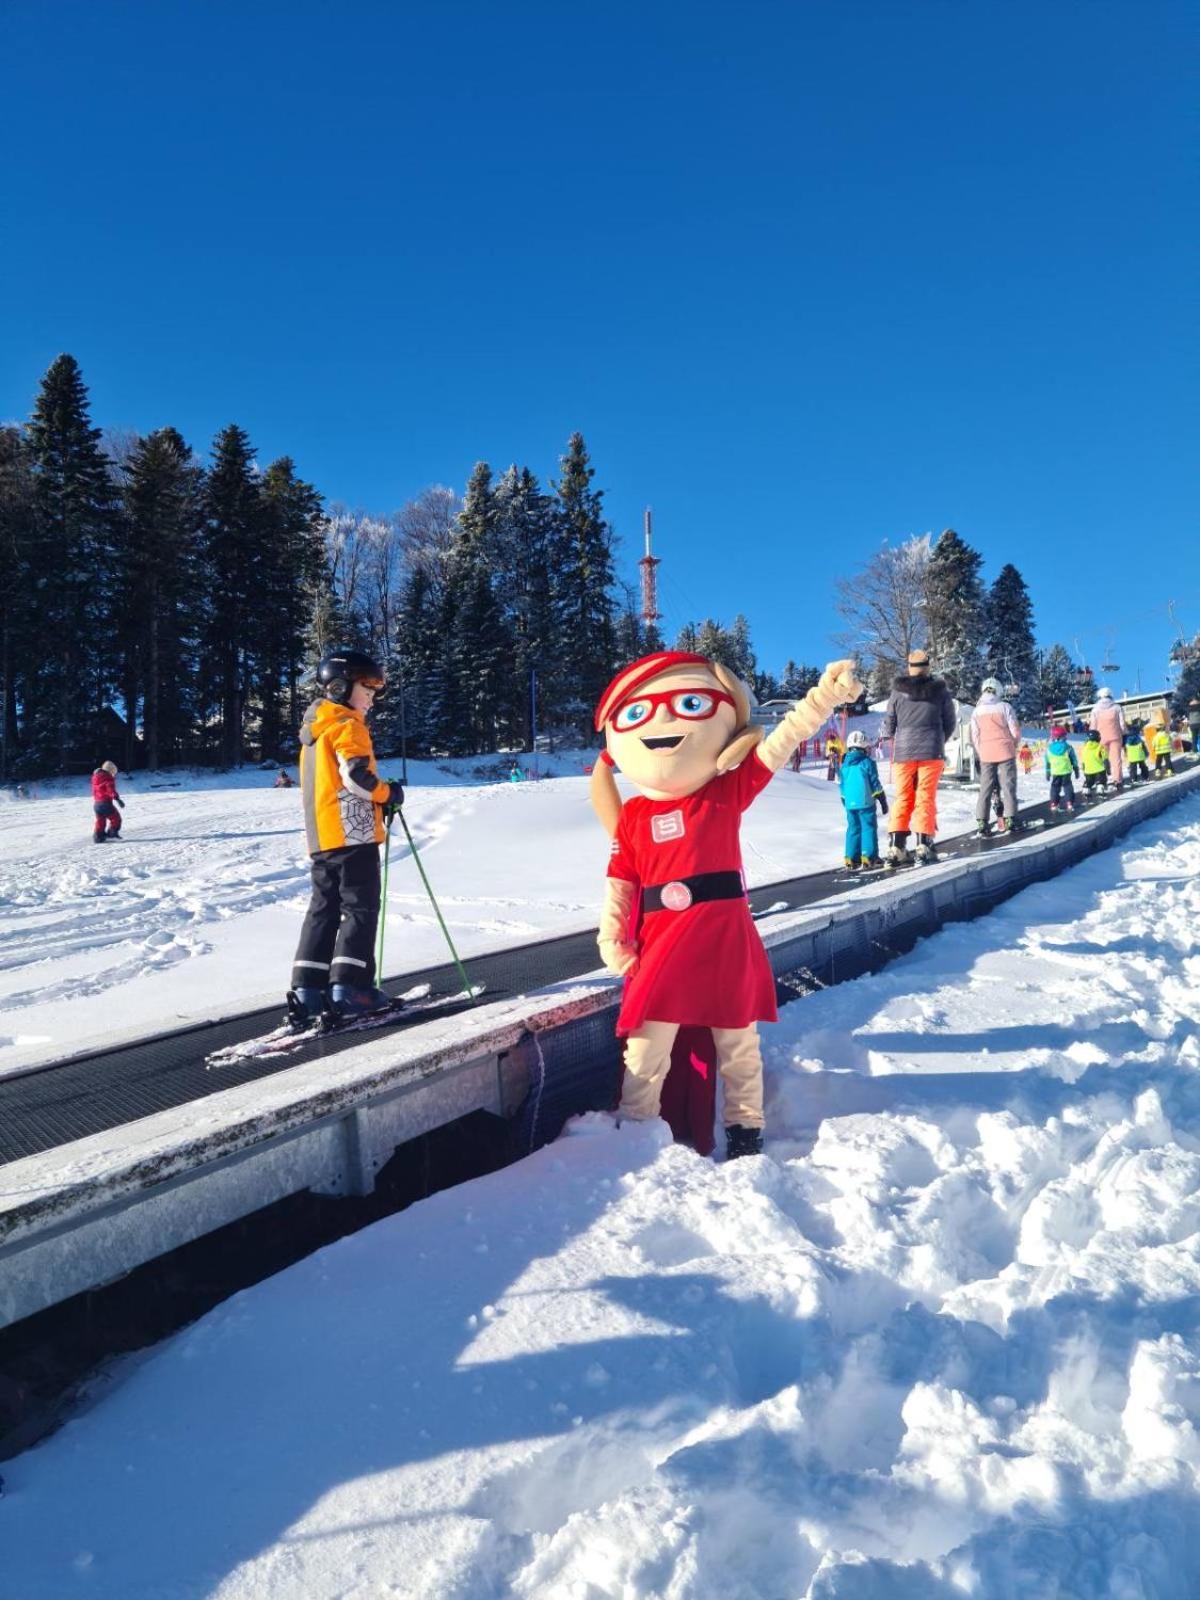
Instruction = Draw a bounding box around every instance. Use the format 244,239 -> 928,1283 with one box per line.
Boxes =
661,880 -> 693,911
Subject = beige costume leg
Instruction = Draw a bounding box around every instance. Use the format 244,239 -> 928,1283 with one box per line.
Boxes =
620,1020 -> 680,1119
712,1024 -> 764,1128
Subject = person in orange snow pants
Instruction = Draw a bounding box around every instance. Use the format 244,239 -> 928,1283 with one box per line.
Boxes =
889,759 -> 945,836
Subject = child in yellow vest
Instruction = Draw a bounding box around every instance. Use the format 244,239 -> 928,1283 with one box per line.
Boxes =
1124,728 -> 1148,782
1150,724 -> 1175,778
1044,726 -> 1079,813
1080,729 -> 1109,796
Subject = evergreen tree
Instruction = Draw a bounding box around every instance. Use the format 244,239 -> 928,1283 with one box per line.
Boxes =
674,621 -> 699,653
117,428 -> 206,769
985,563 -> 1037,715
551,433 -> 617,735
0,426 -> 37,778
200,425 -> 263,765
443,463 -> 511,754
779,660 -> 821,699
24,355 -> 120,773
924,528 -> 987,698
1035,643 -> 1076,717
493,465 -> 557,746
1171,651 -> 1200,716
257,458 -> 327,759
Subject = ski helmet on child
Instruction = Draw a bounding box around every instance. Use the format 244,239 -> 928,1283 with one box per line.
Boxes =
846,729 -> 869,749
316,650 -> 386,705
981,677 -> 1002,696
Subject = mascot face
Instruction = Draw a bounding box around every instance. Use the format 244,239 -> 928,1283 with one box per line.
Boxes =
605,664 -> 739,798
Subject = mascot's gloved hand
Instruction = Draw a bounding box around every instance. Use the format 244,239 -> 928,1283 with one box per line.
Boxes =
813,658 -> 863,713
599,939 -> 639,978
760,658 -> 864,773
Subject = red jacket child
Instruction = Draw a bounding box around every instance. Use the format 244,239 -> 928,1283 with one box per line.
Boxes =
91,761 -> 123,841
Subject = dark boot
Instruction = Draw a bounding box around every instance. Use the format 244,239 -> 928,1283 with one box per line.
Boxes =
884,831 -> 910,869
915,833 -> 939,863
725,1124 -> 764,1160
329,983 -> 395,1018
285,986 -> 329,1031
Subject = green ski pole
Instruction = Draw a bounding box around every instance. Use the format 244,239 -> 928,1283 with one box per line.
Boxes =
376,817 -> 392,982
396,806 -> 477,1002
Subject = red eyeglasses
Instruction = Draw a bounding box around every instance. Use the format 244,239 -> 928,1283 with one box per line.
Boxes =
610,688 -> 735,730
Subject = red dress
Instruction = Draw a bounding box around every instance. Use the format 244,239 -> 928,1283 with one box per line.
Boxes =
607,750 -> 777,1035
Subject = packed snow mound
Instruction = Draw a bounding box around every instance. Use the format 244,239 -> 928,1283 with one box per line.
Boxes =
4,799 -> 1199,1598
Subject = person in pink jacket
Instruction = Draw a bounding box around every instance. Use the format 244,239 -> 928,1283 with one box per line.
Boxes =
970,678 -> 1022,835
1088,687 -> 1126,787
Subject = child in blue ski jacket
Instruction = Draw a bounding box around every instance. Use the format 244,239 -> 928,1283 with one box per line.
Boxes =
838,730 -> 888,868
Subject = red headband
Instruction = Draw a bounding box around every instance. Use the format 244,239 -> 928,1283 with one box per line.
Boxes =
594,652 -> 714,732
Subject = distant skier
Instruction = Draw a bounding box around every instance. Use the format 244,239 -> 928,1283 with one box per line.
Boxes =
824,729 -> 844,780
880,649 -> 957,867
91,760 -> 124,843
970,677 -> 1021,837
1088,687 -> 1126,787
1018,740 -> 1034,776
1080,730 -> 1109,796
1149,723 -> 1175,778
1045,726 -> 1079,813
1124,726 -> 1149,783
287,650 -> 404,1026
1187,699 -> 1200,752
273,769 -> 295,788
838,729 -> 887,869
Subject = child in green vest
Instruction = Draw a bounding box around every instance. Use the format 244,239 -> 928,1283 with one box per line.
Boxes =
1080,729 -> 1109,796
1045,726 -> 1080,813
1124,728 -> 1148,782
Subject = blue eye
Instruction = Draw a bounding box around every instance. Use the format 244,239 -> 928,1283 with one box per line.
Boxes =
614,699 -> 652,730
673,691 -> 714,718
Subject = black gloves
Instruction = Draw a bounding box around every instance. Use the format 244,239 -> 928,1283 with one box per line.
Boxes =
116,798 -> 125,810
384,779 -> 404,816
876,792 -> 888,814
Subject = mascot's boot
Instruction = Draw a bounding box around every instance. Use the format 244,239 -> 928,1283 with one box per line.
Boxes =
726,1124 -> 764,1160
884,831 -> 911,870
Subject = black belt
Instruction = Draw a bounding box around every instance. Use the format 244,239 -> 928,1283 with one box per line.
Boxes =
643,870 -> 746,913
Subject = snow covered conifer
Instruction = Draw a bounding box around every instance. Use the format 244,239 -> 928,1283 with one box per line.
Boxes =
25,354 -> 121,774
924,528 -> 986,699
551,433 -> 617,736
201,424 -> 264,766
985,563 -> 1037,717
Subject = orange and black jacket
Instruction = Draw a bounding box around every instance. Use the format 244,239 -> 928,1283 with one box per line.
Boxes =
298,698 -> 390,856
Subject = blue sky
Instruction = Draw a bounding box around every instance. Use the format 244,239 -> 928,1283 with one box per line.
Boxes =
2,0 -> 1194,692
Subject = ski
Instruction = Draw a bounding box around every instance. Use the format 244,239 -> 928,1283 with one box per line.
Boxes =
205,983 -> 485,1069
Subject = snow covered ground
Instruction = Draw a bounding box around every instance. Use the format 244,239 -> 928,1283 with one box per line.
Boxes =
3,792 -> 1198,1599
0,752 -> 980,1076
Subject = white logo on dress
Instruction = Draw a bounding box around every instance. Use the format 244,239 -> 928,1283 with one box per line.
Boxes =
651,810 -> 685,843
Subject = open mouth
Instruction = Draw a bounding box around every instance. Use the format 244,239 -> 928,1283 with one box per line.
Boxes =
641,736 -> 684,750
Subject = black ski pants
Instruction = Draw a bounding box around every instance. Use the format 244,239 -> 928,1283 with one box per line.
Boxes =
291,843 -> 381,992
1049,774 -> 1075,807
1155,753 -> 1175,776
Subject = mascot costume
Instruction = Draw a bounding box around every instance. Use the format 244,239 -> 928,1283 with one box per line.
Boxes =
591,651 -> 861,1159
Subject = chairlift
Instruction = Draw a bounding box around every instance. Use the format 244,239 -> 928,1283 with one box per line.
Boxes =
1100,629 -> 1119,674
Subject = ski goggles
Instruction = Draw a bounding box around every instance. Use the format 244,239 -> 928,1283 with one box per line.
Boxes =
609,688 -> 735,731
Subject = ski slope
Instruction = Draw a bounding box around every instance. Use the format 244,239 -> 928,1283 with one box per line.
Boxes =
3,793 -> 1198,1599
0,754 -> 980,1076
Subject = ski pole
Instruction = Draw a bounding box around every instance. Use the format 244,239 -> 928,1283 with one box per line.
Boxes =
396,806 -> 477,1002
376,818 -> 392,980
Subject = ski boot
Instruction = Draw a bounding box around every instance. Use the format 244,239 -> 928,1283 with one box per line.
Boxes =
725,1124 -> 764,1160
861,854 -> 882,870
1065,802 -> 1075,814
914,833 -> 939,864
285,986 -> 329,1032
843,855 -> 860,872
996,815 -> 1012,834
329,983 -> 397,1019
1049,802 -> 1060,814
884,831 -> 911,871
976,821 -> 993,839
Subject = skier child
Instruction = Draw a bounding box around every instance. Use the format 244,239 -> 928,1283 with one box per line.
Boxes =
91,760 -> 125,842
1124,727 -> 1149,783
1045,726 -> 1079,813
1080,729 -> 1109,796
838,728 -> 887,869
1018,741 -> 1034,776
287,650 -> 404,1026
1149,723 -> 1175,778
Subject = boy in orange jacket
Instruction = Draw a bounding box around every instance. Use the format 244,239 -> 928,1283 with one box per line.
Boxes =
287,650 -> 404,1026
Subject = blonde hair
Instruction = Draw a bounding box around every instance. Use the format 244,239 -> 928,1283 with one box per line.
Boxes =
589,660 -> 762,836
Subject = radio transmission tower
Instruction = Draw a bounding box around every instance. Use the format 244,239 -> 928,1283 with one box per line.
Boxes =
639,507 -> 662,627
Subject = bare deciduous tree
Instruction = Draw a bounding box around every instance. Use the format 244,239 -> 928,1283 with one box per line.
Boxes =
835,534 -> 932,693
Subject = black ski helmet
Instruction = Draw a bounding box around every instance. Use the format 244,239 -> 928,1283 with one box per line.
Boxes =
316,649 -> 386,705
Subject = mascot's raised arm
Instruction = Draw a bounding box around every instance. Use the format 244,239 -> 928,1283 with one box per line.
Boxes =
591,650 -> 861,1159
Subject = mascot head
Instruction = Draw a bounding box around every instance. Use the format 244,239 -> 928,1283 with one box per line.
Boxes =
590,650 -> 762,835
